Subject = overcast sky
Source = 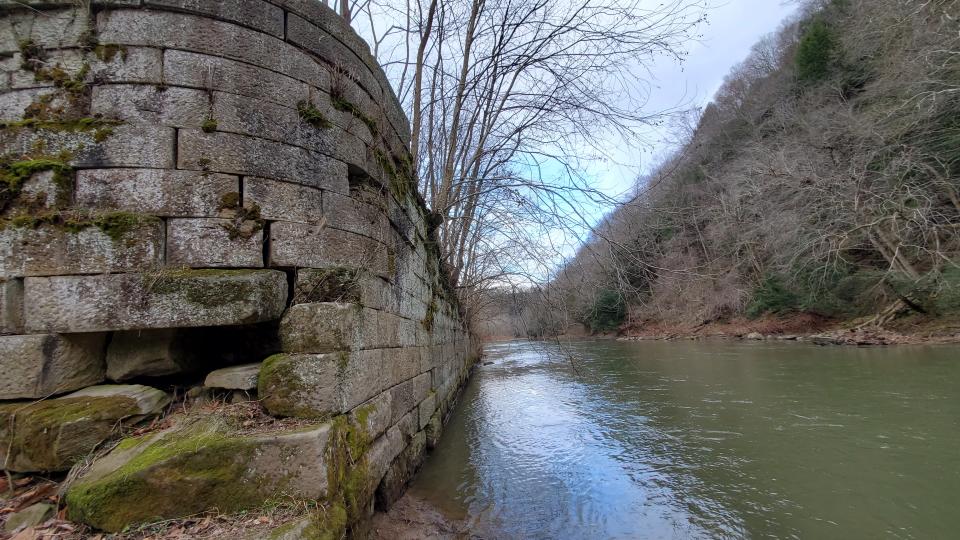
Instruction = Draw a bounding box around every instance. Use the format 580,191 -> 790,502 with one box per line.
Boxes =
589,0 -> 800,198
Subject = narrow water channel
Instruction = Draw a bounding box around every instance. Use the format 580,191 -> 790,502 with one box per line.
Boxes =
408,339 -> 960,539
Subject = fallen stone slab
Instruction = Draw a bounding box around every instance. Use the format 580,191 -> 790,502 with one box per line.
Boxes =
65,416 -> 332,532
23,270 -> 288,333
204,363 -> 262,390
0,384 -> 170,472
0,333 -> 107,400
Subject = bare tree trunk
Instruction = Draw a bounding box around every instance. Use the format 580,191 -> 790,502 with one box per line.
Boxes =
409,0 -> 437,165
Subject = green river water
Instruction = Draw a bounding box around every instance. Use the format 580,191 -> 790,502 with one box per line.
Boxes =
408,339 -> 960,539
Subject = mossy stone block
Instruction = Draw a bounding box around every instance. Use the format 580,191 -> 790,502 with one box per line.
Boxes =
23,270 -> 288,333
258,353 -> 340,418
65,417 -> 332,532
0,384 -> 169,472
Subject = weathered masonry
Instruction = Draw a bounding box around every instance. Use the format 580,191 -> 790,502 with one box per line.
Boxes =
0,0 -> 476,535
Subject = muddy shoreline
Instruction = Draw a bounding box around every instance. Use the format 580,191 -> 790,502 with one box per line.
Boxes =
599,313 -> 960,347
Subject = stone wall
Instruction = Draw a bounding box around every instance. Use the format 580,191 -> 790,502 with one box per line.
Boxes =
0,0 -> 476,535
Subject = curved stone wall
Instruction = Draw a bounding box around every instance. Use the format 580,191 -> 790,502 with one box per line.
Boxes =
0,0 -> 474,534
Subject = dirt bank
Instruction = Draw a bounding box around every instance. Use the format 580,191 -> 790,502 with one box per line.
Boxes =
617,313 -> 960,346
367,494 -> 472,540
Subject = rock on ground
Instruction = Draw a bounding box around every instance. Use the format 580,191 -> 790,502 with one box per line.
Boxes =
204,363 -> 262,390
0,384 -> 169,472
65,416 -> 332,532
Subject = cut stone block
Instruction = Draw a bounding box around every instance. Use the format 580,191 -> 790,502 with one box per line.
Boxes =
75,169 -> 239,217
258,353 -> 340,418
0,216 -> 164,278
0,384 -> 169,472
16,169 -> 70,211
293,267 -> 363,305
280,303 -> 415,353
285,13 -> 382,107
177,129 -> 348,193
389,372 -> 432,424
166,218 -> 264,268
90,84 -> 210,129
212,92 -> 365,161
244,177 -> 324,223
0,333 -> 106,400
90,46 -> 164,85
106,329 -> 185,381
376,430 -> 426,510
0,124 -> 175,170
69,383 -> 172,413
24,270 -> 288,333
351,390 -> 393,443
204,363 -> 261,390
0,278 -> 24,334
323,191 -> 392,242
163,49 -> 308,107
0,8 -> 91,55
97,9 -> 330,91
144,0 -> 284,37
65,416 -> 332,532
280,302 -> 361,353
425,410 -> 443,450
269,222 -> 391,276
418,392 -> 437,430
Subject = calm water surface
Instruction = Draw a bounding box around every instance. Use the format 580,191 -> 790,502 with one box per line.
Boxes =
408,339 -> 960,539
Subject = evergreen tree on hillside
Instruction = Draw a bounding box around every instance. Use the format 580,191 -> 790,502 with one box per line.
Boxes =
795,19 -> 835,82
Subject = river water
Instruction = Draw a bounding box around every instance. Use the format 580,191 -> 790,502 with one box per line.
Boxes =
407,339 -> 960,539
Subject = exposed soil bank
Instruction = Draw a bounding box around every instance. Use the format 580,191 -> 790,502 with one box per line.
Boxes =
617,313 -> 960,346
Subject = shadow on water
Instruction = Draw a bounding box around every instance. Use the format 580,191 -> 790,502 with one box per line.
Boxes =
409,339 -> 960,539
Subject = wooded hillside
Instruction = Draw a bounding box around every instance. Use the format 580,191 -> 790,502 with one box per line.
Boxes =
543,0 -> 960,334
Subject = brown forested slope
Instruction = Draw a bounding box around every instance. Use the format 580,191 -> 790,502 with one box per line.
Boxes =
547,0 -> 960,334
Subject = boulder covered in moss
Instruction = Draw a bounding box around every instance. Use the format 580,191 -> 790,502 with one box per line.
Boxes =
258,353 -> 341,418
0,384 -> 169,472
65,416 -> 333,533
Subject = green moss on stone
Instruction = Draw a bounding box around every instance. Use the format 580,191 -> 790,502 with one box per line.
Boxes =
0,117 -> 121,134
93,44 -> 127,63
65,419 -> 263,532
0,211 -> 159,244
325,415 -> 371,523
0,156 -> 74,214
330,93 -> 377,136
149,269 -> 262,308
201,117 -> 218,133
297,101 -> 333,130
0,396 -> 140,472
259,354 -> 335,420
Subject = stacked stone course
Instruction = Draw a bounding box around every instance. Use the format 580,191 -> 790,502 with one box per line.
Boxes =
0,0 -> 476,535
